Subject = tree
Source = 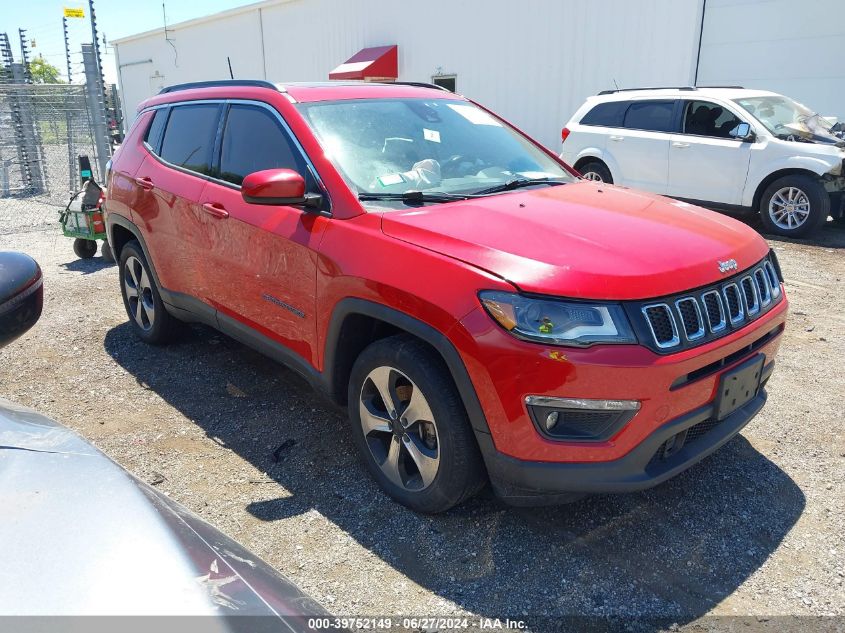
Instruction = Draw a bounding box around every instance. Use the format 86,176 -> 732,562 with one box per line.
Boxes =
28,56 -> 64,83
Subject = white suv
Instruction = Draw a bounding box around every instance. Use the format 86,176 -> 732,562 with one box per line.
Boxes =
560,87 -> 845,238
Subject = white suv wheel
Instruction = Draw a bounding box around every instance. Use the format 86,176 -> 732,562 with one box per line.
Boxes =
768,186 -> 811,230
759,174 -> 829,238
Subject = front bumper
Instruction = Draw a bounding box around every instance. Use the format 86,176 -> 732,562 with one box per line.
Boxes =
451,295 -> 787,464
447,289 -> 787,505
482,367 -> 771,506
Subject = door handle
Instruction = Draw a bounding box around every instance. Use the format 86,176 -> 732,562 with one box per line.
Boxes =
201,202 -> 229,219
672,142 -> 690,148
134,176 -> 154,191
609,135 -> 624,141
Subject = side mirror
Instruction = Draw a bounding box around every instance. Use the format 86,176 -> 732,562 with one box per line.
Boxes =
731,122 -> 756,142
0,252 -> 44,349
241,168 -> 322,209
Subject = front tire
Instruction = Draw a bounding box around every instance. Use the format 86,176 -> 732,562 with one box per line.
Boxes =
578,160 -> 613,184
118,241 -> 179,344
347,335 -> 486,513
759,175 -> 829,238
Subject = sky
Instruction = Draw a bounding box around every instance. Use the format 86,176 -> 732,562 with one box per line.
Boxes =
0,0 -> 258,84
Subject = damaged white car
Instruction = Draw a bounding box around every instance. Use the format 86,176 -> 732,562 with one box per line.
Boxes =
561,87 -> 845,237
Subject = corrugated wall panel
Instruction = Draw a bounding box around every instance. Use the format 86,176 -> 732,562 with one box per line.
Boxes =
116,8 -> 267,126
697,0 -> 845,119
115,0 -> 703,148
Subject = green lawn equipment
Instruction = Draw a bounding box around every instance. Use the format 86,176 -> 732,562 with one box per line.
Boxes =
59,177 -> 113,262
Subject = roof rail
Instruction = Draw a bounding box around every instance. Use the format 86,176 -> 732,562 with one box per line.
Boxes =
386,81 -> 451,92
158,80 -> 278,94
598,85 -> 745,95
598,86 -> 697,95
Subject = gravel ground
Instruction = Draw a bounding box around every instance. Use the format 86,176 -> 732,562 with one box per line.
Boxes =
1,200 -> 843,629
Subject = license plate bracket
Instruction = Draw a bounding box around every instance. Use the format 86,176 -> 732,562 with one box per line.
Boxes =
715,354 -> 764,420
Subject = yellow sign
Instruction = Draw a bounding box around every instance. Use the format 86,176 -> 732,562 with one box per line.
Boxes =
63,7 -> 85,18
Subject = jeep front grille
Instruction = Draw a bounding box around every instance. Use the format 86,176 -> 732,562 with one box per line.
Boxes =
642,304 -> 679,348
701,290 -> 726,333
635,255 -> 783,353
754,268 -> 771,306
675,297 -> 705,340
763,261 -> 781,299
724,283 -> 744,324
741,276 -> 760,316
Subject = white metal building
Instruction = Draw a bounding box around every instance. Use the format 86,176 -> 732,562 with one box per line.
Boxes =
113,0 -> 845,149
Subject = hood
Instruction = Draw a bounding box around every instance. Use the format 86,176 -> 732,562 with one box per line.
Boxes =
381,182 -> 770,299
0,398 -> 327,620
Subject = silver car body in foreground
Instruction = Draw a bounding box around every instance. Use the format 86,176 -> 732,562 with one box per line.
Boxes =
0,397 -> 326,625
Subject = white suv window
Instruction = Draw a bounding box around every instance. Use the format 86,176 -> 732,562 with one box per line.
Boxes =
734,95 -> 836,139
622,100 -> 676,133
682,101 -> 743,138
580,101 -> 628,127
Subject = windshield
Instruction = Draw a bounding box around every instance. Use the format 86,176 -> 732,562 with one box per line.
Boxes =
734,95 -> 833,137
296,98 -> 574,204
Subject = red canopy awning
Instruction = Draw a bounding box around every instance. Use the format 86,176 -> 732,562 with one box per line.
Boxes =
329,45 -> 398,81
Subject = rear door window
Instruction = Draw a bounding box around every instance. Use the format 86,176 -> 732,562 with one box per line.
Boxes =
580,101 -> 628,127
158,103 -> 221,175
218,104 -> 307,186
623,100 -> 677,133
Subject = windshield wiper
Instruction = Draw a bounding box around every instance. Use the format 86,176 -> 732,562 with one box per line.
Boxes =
471,178 -> 567,196
358,191 -> 471,205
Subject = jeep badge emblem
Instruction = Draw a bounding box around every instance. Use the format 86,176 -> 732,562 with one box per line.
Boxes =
718,259 -> 738,274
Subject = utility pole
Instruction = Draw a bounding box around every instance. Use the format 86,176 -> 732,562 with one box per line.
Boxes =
81,43 -> 110,180
88,0 -> 106,103
62,17 -> 72,83
0,33 -> 16,196
12,28 -> 45,193
18,28 -> 31,83
63,16 -> 76,190
0,32 -> 13,81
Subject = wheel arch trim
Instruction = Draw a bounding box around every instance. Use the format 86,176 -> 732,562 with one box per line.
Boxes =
106,214 -> 168,301
745,163 -> 832,209
323,298 -> 492,438
571,150 -> 617,182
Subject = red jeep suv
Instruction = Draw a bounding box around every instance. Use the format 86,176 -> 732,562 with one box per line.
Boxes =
105,80 -> 787,513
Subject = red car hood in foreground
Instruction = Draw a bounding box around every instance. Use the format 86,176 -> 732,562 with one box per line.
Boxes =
381,182 -> 770,300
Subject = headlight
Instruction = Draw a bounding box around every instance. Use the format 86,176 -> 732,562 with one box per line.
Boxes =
479,291 -> 636,347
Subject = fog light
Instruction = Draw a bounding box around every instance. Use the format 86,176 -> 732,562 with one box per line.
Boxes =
525,396 -> 640,442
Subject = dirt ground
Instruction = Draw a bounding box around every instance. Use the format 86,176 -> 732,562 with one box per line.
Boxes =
1,199 -> 843,629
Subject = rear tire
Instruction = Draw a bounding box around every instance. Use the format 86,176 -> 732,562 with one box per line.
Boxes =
73,238 -> 97,259
118,241 -> 180,344
578,160 -> 613,184
758,175 -> 829,238
347,335 -> 486,513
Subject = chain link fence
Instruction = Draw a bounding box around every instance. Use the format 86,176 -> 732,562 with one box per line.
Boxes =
0,82 -> 112,237
0,83 -> 104,197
